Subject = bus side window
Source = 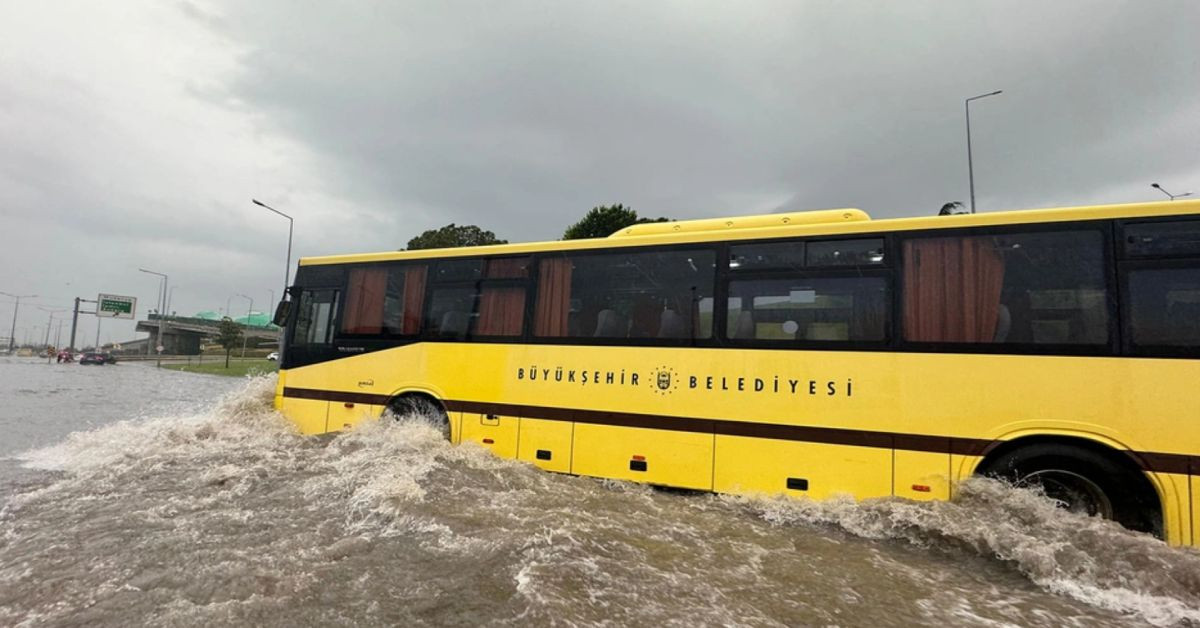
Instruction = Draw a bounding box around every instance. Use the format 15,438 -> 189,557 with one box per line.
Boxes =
342,264 -> 427,336
533,249 -> 716,341
1124,264 -> 1200,353
726,276 -> 889,343
902,229 -> 1109,347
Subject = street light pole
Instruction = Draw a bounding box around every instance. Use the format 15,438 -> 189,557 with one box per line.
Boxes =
139,268 -> 168,366
40,307 -> 66,363
1151,183 -> 1193,201
966,90 -> 1003,214
236,293 -> 253,358
0,292 -> 37,354
252,199 -> 294,300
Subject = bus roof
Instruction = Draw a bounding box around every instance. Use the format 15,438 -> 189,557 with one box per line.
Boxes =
299,199 -> 1200,267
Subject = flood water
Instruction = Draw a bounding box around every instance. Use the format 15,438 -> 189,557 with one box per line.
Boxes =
1,356 -> 1198,626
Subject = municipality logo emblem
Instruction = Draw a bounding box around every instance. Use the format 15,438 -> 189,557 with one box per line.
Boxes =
651,366 -> 677,395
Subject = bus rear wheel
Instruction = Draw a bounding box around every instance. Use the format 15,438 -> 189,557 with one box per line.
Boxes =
385,394 -> 450,439
977,442 -> 1161,537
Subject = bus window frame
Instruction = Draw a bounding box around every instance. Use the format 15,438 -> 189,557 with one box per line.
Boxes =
893,219 -> 1121,358
719,266 -> 895,349
279,215 -> 1200,363
525,244 -> 722,348
335,261 -> 429,342
1117,215 -> 1200,261
419,255 -> 533,343
1117,256 -> 1200,358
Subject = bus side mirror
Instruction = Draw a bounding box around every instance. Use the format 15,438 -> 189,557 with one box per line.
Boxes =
272,300 -> 292,327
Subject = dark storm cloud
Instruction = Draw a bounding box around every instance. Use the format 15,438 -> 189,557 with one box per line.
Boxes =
1,0 -> 1197,342
210,0 -> 1199,229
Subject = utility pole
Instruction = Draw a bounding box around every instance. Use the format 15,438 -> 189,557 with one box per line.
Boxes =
237,294 -> 253,359
1,292 -> 37,354
69,297 -> 81,352
139,268 -> 168,366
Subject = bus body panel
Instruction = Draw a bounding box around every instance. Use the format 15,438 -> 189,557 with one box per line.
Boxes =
275,200 -> 1200,545
571,423 -> 714,490
275,341 -> 1198,544
894,449 -> 952,501
459,411 -> 519,459
713,435 -> 892,499
516,417 -> 574,473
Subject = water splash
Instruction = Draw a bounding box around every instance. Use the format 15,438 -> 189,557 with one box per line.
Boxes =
734,479 -> 1200,626
1,375 -> 1196,626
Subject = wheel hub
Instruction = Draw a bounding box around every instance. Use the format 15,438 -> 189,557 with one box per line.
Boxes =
1021,469 -> 1115,519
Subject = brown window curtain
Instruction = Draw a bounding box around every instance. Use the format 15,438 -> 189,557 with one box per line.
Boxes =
534,257 -> 573,336
486,257 -> 530,279
343,267 -> 388,333
904,236 -> 1005,342
477,286 -> 525,336
402,266 -> 428,335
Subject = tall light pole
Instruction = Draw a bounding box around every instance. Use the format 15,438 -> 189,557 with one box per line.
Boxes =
236,293 -> 253,358
139,268 -> 168,365
0,292 -> 37,354
40,307 -> 67,363
966,90 -> 1003,214
252,199 -> 294,299
1151,183 -> 1193,201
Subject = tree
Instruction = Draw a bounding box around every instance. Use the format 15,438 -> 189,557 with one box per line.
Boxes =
215,317 -> 243,368
562,204 -> 671,240
406,224 -> 507,250
938,201 -> 967,216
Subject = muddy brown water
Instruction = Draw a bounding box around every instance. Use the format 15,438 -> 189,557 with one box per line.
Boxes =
1,357 -> 1198,626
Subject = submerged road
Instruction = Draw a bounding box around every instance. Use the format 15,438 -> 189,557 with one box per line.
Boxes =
0,356 -> 1197,626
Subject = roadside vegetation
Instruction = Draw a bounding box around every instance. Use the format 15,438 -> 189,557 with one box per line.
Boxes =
161,358 -> 277,377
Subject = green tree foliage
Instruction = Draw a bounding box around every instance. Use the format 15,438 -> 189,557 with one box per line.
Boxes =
939,201 -> 967,215
562,204 -> 671,240
406,224 -> 507,250
215,317 -> 243,368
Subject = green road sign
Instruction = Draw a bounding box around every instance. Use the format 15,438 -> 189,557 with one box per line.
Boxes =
97,293 -> 137,319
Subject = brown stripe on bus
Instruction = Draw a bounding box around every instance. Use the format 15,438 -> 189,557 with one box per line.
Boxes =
282,387 -> 1192,475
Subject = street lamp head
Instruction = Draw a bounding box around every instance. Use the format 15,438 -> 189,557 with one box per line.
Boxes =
252,199 -> 268,208
990,90 -> 1003,96
1152,183 -> 1162,189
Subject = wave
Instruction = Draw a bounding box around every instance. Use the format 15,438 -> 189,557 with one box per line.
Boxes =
3,374 -> 1198,626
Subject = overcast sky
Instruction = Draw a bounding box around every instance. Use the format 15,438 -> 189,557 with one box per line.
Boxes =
1,0 -> 1197,346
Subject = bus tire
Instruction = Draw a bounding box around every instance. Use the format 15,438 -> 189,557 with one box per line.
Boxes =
385,394 -> 450,439
976,441 -> 1162,537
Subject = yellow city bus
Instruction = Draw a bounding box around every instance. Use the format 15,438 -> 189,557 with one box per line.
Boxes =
274,200 -> 1200,546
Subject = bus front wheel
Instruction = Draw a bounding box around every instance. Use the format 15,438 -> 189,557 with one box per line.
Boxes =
976,441 -> 1162,537
385,394 -> 450,439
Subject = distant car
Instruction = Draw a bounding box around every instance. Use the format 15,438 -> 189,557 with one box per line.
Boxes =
102,353 -> 118,364
266,351 -> 279,361
79,353 -> 107,365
